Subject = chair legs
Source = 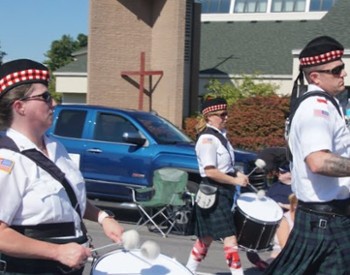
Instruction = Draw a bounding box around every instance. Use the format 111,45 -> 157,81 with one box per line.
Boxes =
136,205 -> 173,238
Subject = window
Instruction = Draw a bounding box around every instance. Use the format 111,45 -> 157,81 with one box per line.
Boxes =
201,0 -> 231,13
94,113 -> 137,143
271,0 -> 305,12
54,110 -> 87,138
234,0 -> 267,13
310,0 -> 337,11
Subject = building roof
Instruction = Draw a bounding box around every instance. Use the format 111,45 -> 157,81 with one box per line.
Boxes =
54,47 -> 87,74
200,0 -> 350,76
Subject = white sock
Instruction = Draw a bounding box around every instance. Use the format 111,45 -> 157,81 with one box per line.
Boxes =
230,267 -> 244,275
186,255 -> 200,273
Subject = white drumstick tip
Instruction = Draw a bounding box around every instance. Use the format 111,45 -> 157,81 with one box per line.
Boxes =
257,189 -> 266,199
255,158 -> 266,169
122,229 -> 140,250
140,240 -> 160,260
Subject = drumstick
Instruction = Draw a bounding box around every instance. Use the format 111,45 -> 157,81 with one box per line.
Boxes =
140,240 -> 160,260
122,229 -> 140,250
247,182 -> 259,193
91,229 -> 140,253
90,242 -> 121,253
247,158 -> 266,177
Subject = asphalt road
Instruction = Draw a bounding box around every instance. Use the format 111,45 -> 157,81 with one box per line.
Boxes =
83,200 -> 271,275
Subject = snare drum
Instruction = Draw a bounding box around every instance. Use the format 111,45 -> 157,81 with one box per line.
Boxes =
91,249 -> 193,274
234,192 -> 283,251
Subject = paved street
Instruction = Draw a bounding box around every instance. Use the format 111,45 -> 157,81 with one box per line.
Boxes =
84,201 -> 270,274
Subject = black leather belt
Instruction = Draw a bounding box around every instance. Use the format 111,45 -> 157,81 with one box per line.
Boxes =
298,198 -> 350,217
0,234 -> 88,274
11,221 -> 75,239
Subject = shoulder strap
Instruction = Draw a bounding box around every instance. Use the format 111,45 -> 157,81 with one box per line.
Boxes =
286,91 -> 342,161
288,91 -> 342,130
0,137 -> 85,227
199,127 -> 229,151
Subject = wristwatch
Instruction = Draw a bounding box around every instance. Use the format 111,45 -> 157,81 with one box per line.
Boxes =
98,209 -> 115,225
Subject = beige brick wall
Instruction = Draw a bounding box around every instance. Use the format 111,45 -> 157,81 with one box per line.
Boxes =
88,0 -> 188,127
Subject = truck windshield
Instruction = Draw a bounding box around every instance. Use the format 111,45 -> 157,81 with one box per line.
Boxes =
133,112 -> 194,145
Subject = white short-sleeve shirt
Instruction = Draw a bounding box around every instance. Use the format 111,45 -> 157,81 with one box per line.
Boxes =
195,125 -> 235,177
0,129 -> 86,238
289,85 -> 350,202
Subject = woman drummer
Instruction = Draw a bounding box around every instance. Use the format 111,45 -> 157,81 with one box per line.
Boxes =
185,97 -> 249,275
0,59 -> 124,274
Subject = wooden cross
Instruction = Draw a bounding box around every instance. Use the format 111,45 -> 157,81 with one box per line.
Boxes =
121,52 -> 163,110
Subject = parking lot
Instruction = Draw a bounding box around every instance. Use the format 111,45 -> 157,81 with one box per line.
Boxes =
84,201 -> 270,275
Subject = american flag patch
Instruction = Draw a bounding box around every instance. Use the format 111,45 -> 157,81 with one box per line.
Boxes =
313,109 -> 329,119
201,137 -> 213,144
317,98 -> 327,104
0,158 -> 14,173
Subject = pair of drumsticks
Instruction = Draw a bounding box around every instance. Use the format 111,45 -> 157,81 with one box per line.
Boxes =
91,229 -> 160,260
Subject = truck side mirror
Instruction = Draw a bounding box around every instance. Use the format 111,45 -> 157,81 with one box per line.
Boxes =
122,132 -> 146,146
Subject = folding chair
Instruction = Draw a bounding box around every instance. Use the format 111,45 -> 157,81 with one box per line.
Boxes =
129,168 -> 189,237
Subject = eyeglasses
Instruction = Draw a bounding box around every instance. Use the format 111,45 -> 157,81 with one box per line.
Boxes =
20,91 -> 52,103
279,169 -> 290,174
213,112 -> 228,118
313,64 -> 345,76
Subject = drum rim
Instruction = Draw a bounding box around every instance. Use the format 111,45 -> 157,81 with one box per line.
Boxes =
236,192 -> 283,221
235,206 -> 282,225
91,248 -> 193,274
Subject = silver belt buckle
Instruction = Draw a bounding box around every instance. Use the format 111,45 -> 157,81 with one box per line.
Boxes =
319,219 -> 327,229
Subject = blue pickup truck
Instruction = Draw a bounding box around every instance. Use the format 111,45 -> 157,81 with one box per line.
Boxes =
46,104 -> 262,202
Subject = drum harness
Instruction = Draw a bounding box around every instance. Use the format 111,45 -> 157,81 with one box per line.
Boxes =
197,127 -> 236,192
285,89 -> 350,221
0,136 -> 91,274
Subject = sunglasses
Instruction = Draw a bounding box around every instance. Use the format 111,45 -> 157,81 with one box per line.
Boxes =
20,91 -> 52,103
213,112 -> 228,118
313,63 -> 345,76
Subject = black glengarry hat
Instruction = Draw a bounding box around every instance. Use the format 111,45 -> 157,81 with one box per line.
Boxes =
0,59 -> 50,98
201,97 -> 227,115
299,35 -> 344,68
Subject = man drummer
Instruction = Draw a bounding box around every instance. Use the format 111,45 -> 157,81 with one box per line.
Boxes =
265,36 -> 350,274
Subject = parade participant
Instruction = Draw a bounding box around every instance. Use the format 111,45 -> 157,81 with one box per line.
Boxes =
0,59 -> 124,274
270,193 -> 297,259
265,36 -> 350,274
185,97 -> 249,275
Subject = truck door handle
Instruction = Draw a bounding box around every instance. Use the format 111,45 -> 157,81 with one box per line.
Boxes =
87,148 -> 102,153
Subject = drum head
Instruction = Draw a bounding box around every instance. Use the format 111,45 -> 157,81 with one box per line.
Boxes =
236,192 -> 283,222
91,249 -> 193,275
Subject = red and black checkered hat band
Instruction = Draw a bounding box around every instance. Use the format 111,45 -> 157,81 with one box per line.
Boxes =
0,69 -> 49,94
0,59 -> 50,97
202,104 -> 227,115
299,36 -> 344,68
300,49 -> 344,67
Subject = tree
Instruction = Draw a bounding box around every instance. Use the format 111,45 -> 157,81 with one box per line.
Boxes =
204,76 -> 279,106
184,76 -> 288,151
0,43 -> 6,65
44,34 -> 87,102
44,34 -> 87,72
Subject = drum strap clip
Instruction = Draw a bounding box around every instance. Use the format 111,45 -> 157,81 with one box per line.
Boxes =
0,260 -> 6,274
319,219 -> 327,229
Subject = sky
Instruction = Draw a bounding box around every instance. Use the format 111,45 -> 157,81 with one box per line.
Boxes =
0,0 -> 89,63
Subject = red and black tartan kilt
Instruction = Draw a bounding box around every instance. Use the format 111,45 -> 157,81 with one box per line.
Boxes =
264,207 -> 350,275
194,186 -> 237,240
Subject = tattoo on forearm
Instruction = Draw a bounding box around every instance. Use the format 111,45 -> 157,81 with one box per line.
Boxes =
323,155 -> 350,177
